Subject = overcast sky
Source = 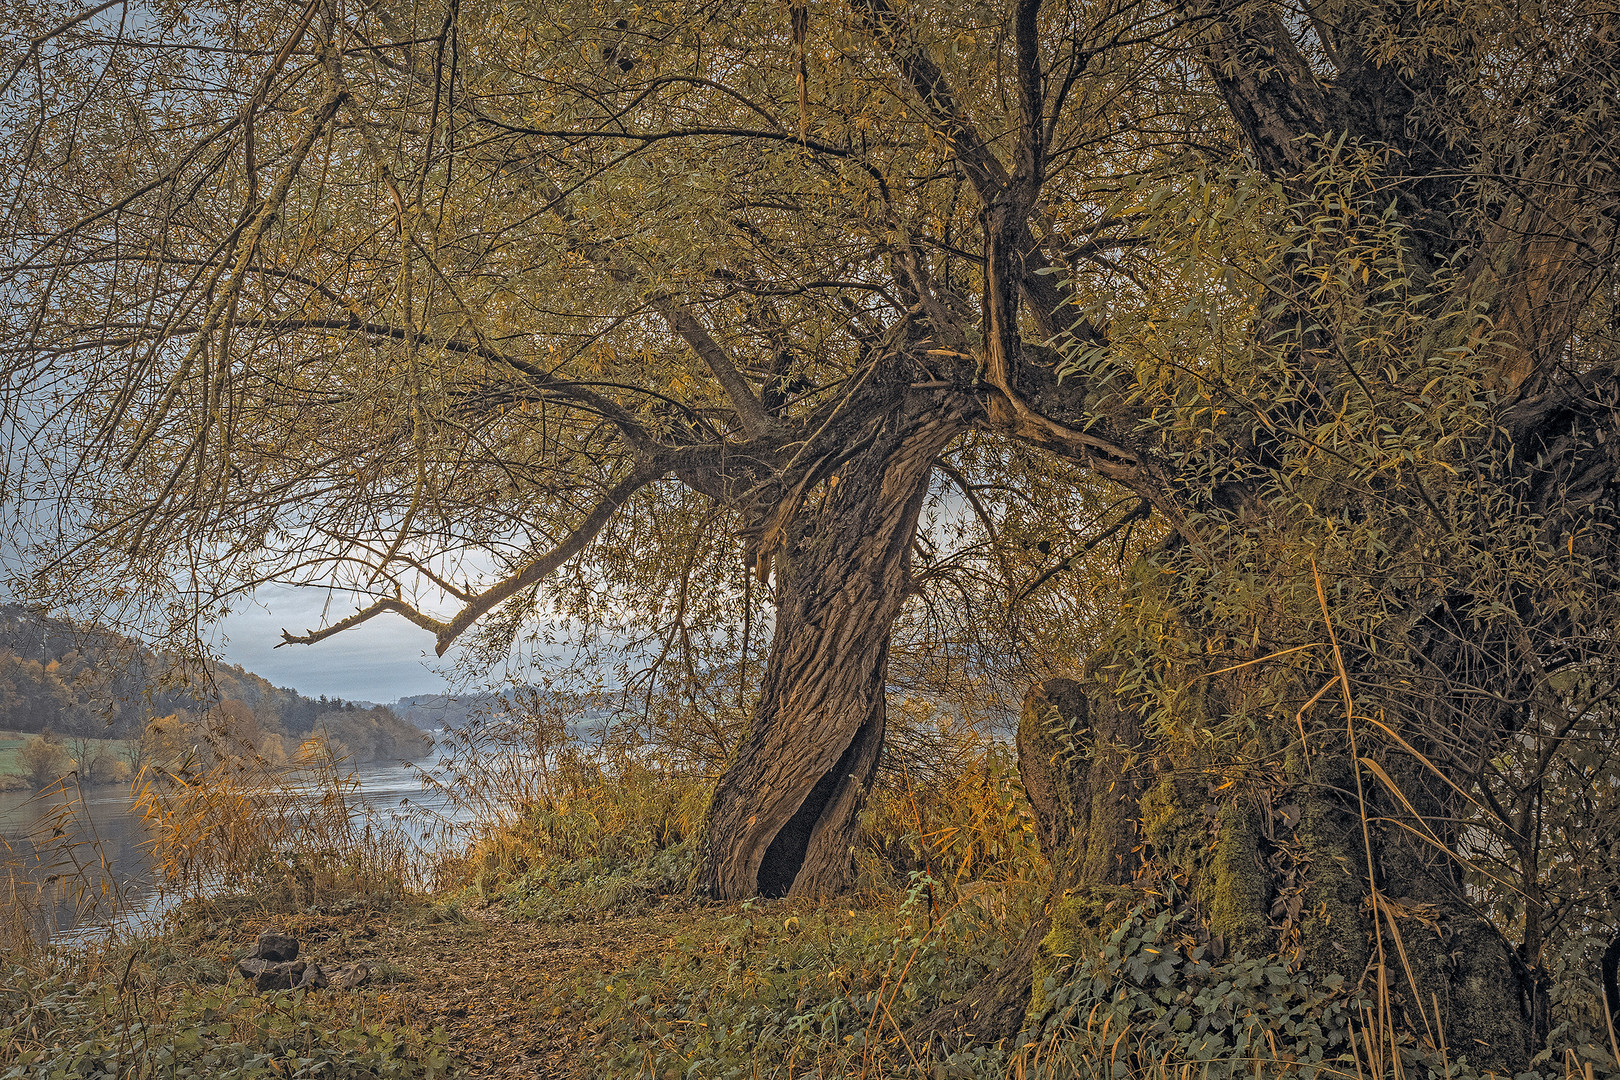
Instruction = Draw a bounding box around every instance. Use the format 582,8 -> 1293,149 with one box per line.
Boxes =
212,585 -> 454,703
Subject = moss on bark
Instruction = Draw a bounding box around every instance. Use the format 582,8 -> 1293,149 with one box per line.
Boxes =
927,669 -> 1539,1073
1029,884 -> 1137,1014
1139,768 -> 1270,956
1206,801 -> 1268,954
1293,776 -> 1369,984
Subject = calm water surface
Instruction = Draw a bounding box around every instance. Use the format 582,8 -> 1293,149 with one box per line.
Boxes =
0,755 -> 478,943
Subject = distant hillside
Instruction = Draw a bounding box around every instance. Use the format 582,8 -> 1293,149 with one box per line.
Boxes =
0,604 -> 425,764
391,688 -> 620,747
391,693 -> 514,731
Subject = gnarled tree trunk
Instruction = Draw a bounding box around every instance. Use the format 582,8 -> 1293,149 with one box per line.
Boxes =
916,669 -> 1541,1072
694,383 -> 976,899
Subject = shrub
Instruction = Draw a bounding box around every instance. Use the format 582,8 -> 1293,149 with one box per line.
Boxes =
15,736 -> 70,790
446,756 -> 708,900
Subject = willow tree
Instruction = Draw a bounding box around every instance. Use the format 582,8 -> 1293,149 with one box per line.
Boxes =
0,0 -> 1199,897
919,1 -> 1620,1069
4,0 -> 1620,1065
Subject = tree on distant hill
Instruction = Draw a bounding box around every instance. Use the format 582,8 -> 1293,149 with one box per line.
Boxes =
314,706 -> 428,765
140,713 -> 202,772
118,730 -> 151,782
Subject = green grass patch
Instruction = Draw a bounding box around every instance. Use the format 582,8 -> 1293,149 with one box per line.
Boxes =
0,730 -> 132,784
546,876 -> 1018,1080
1,864 -> 452,1079
0,953 -> 452,1080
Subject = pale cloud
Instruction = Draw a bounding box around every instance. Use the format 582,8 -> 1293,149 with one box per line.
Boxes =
212,584 -> 452,702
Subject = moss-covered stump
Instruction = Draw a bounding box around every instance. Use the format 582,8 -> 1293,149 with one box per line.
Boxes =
1022,679 -> 1151,1016
1028,884 -> 1138,1015
1137,770 -> 1270,958
1013,677 -> 1093,857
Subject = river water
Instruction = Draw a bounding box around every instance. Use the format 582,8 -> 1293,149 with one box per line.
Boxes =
0,755 -> 480,944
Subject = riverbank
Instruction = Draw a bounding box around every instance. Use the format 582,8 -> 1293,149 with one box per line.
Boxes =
0,858 -> 963,1079
8,751 -> 1613,1079
0,730 -> 132,790
0,753 -> 1036,1079
0,752 -> 471,944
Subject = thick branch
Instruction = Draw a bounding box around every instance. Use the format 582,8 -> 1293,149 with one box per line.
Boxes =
278,597 -> 448,647
1010,0 -> 1046,200
433,458 -> 667,654
849,0 -> 1010,198
653,301 -> 779,440
1186,1 -> 1330,180
277,459 -> 666,655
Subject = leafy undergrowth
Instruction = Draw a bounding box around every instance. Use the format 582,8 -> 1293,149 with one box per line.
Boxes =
438,756 -> 1618,1080
0,890 -> 453,1080
9,842 -> 1613,1080
503,870 -> 1616,1080
12,749 -> 1611,1079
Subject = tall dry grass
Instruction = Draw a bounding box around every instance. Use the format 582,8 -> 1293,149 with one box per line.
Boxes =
1,719 -> 424,956
130,733 -> 414,906
1,778 -> 120,955
0,731 -> 449,1078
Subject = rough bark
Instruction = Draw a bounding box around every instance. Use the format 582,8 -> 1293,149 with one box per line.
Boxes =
1285,749 -> 1537,1071
1604,935 -> 1620,1033
911,559 -> 1620,1072
694,383 -> 977,900
951,675 -> 1541,1072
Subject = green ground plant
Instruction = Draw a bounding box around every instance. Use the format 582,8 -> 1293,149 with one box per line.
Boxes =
0,950 -> 451,1080
576,876 -> 1014,1080
0,736 -> 449,1079
445,728 -> 1617,1080
0,874 -> 451,1080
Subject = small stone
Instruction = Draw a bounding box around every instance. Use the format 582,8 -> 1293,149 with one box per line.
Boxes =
237,958 -> 269,979
253,931 -> 299,962
253,960 -> 307,992
324,961 -> 371,990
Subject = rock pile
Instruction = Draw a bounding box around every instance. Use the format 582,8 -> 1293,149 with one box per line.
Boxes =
236,930 -> 372,993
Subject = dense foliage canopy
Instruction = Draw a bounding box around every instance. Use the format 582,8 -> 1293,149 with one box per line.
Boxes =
3,0 -> 1620,1068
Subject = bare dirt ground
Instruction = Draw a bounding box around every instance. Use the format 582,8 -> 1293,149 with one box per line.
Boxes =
224,901 -> 684,1078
